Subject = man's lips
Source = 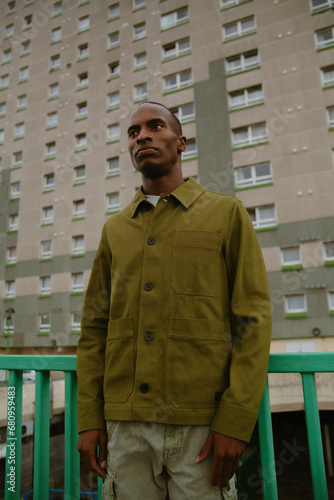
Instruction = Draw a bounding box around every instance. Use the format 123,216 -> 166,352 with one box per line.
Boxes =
136,147 -> 157,157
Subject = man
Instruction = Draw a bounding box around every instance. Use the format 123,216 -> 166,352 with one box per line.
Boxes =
77,102 -> 272,499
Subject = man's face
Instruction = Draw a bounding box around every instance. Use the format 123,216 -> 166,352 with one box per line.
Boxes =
127,103 -> 186,180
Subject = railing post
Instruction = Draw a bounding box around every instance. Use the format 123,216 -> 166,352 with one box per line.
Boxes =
64,371 -> 80,499
33,370 -> 50,500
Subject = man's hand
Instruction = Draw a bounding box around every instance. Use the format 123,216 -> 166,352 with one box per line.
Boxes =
77,429 -> 108,479
195,431 -> 246,489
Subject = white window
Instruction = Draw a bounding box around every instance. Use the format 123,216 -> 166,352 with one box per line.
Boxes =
108,31 -> 120,49
3,49 -> 12,63
72,272 -> 84,292
107,124 -> 120,142
40,276 -> 51,295
327,106 -> 334,128
107,192 -> 120,213
108,92 -> 120,110
164,69 -> 192,92
42,206 -> 54,224
22,40 -> 31,55
72,235 -> 85,255
76,133 -> 87,150
4,316 -> 14,335
285,294 -> 307,314
74,165 -> 86,183
78,72 -> 88,88
107,157 -> 120,176
41,240 -> 52,259
232,122 -> 268,148
324,241 -> 334,262
226,49 -> 260,75
247,205 -> 277,229
108,3 -> 120,20
13,151 -> 23,168
47,112 -> 58,128
73,199 -> 85,219
71,311 -> 82,331
7,247 -> 17,265
17,95 -> 27,110
316,26 -> 334,49
321,65 -> 334,87
79,16 -> 90,32
1,74 -> 9,89
19,67 -> 29,82
39,313 -> 50,333
134,52 -> 147,70
328,291 -> 334,312
44,173 -> 55,191
134,83 -> 147,102
0,129 -> 4,145
182,138 -> 197,160
0,102 -> 6,117
24,14 -> 33,29
77,102 -> 87,118
163,38 -> 191,60
7,1 -> 16,13
223,16 -> 256,41
49,83 -> 59,98
78,43 -> 89,60
229,85 -> 263,110
170,103 -> 195,123
52,27 -> 62,43
5,24 -> 14,38
54,1 -> 63,15
15,123 -> 25,139
285,341 -> 316,353
51,54 -> 60,70
133,0 -> 145,9
5,281 -> 15,299
10,182 -> 21,199
109,61 -> 120,78
235,163 -> 272,188
310,0 -> 334,12
161,7 -> 189,30
221,0 -> 249,8
46,142 -> 56,158
281,247 -> 301,267
133,22 -> 146,40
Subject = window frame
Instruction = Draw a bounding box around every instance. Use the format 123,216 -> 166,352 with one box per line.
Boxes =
161,7 -> 189,31
163,37 -> 191,60
223,16 -> 256,41
247,204 -> 277,230
228,84 -> 264,110
164,69 -> 193,92
234,162 -> 272,188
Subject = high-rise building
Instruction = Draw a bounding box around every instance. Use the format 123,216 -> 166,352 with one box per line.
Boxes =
0,0 -> 333,354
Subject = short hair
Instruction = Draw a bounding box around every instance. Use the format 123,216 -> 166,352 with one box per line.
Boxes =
136,101 -> 183,136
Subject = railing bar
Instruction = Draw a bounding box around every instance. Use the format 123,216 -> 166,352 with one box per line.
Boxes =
98,477 -> 103,500
5,370 -> 23,500
33,371 -> 50,500
64,371 -> 80,500
301,373 -> 328,500
0,355 -> 77,372
268,353 -> 334,373
258,381 -> 278,500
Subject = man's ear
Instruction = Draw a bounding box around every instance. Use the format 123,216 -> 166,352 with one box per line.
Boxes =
177,136 -> 187,153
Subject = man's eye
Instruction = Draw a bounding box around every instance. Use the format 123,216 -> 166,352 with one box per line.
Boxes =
153,124 -> 162,130
129,130 -> 137,138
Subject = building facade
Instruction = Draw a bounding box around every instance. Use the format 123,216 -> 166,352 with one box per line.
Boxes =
0,0 -> 333,353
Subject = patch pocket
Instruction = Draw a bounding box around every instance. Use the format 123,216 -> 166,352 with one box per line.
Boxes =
104,317 -> 134,403
171,231 -> 223,296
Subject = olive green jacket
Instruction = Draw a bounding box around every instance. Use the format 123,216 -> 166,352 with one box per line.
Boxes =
77,178 -> 272,442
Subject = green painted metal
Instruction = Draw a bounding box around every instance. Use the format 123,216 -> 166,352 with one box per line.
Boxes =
64,371 -> 80,500
269,353 -> 334,373
0,354 -> 76,372
302,373 -> 329,500
33,371 -> 50,500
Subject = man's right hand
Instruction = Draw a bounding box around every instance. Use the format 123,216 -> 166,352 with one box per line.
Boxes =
77,429 -> 108,479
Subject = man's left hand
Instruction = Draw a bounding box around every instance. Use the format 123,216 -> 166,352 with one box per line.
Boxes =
195,431 -> 246,489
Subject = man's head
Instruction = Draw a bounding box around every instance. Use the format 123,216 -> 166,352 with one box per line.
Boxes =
127,102 -> 186,180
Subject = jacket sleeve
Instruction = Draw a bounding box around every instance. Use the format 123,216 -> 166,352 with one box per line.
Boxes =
76,223 -> 111,433
211,200 -> 272,442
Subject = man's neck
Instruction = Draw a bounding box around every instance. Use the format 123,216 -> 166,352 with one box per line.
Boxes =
142,174 -> 185,196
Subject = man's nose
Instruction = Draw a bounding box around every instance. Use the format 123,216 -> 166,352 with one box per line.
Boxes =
136,128 -> 152,143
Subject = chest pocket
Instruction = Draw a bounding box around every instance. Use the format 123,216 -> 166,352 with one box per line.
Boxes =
171,231 -> 223,296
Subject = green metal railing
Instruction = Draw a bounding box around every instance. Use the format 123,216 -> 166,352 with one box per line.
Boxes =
0,352 -> 333,499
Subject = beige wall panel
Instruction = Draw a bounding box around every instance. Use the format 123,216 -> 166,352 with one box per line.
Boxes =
302,242 -> 325,269
16,276 -> 38,297
262,246 -> 281,272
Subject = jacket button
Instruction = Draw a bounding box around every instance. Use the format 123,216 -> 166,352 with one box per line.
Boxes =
144,332 -> 154,342
147,237 -> 156,245
144,282 -> 153,291
140,383 -> 149,393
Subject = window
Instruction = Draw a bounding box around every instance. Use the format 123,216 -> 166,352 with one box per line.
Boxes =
41,240 -> 52,259
133,22 -> 146,40
281,247 -> 301,268
72,272 -> 84,292
40,276 -> 51,296
4,315 -> 14,335
170,103 -> 195,123
76,133 -> 87,150
13,151 -> 23,168
285,295 -> 307,316
78,72 -> 88,88
221,0 -> 249,7
108,31 -> 120,49
5,24 -> 14,38
108,61 -> 120,78
79,16 -> 90,32
19,67 -> 29,82
107,157 -> 120,176
73,199 -> 85,219
107,192 -> 120,213
47,112 -> 58,128
226,49 -> 260,75
0,157 -> 2,172
7,1 -> 16,13
232,122 -> 268,147
311,0 -> 334,12
182,138 -> 197,159
5,281 -> 15,299
44,173 -> 55,191
0,102 -> 6,117
51,54 -> 60,70
54,1 -> 63,15
74,165 -> 86,183
10,182 -> 21,199
134,83 -> 148,102
133,0 -> 145,9
235,162 -> 272,188
107,124 -> 120,142
134,52 -> 147,70
229,85 -> 264,110
163,38 -> 191,60
3,49 -> 12,63
247,205 -> 277,229
7,247 -> 17,265
327,106 -> 334,128
49,83 -> 59,98
164,69 -> 192,92
328,291 -> 334,313
42,206 -> 54,225
0,129 -> 4,145
77,101 -> 88,118
285,341 -> 316,353
108,3 -> 120,20
15,123 -> 25,139
46,142 -> 56,159
72,235 -> 85,255
21,40 -> 31,55
78,43 -> 89,60
24,14 -> 33,29
71,311 -> 81,332
161,7 -> 189,30
316,26 -> 334,49
52,27 -> 62,43
1,74 -> 9,89
108,92 -> 120,110
321,65 -> 334,87
17,95 -> 27,110
324,241 -> 334,262
223,16 -> 256,41
39,313 -> 51,333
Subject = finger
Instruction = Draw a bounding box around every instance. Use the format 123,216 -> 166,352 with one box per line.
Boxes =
220,456 -> 239,489
195,432 -> 214,464
211,452 -> 224,488
98,431 -> 108,470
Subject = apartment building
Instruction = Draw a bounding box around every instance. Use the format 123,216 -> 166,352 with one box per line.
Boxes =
0,0 -> 333,354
